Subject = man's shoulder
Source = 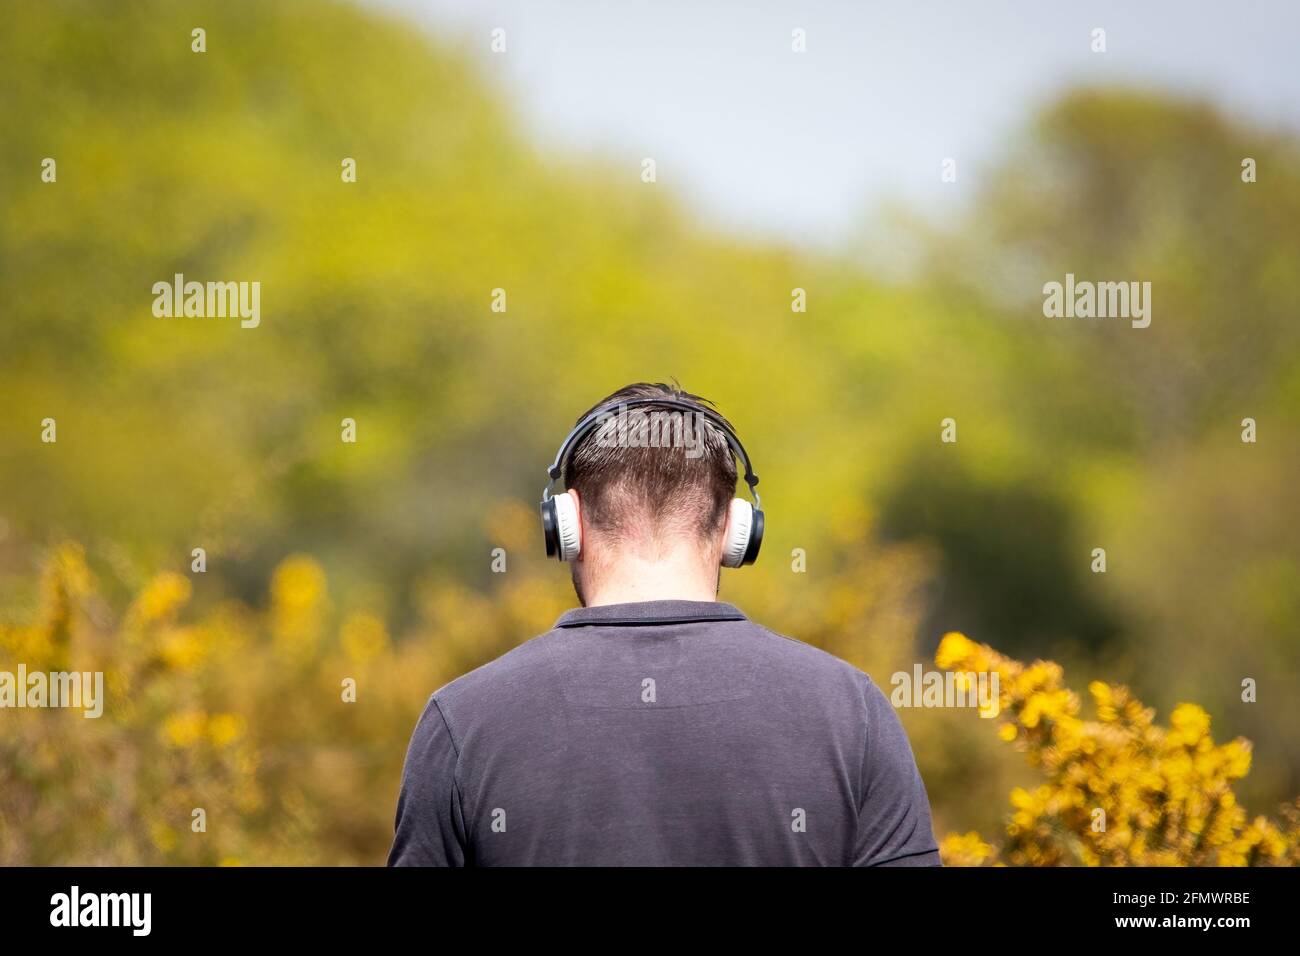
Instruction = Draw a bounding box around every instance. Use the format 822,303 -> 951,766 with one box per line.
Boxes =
738,620 -> 883,706
430,630 -> 555,710
741,620 -> 868,674
430,614 -> 876,713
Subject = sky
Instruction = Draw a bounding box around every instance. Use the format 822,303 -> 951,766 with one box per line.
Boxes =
371,0 -> 1300,248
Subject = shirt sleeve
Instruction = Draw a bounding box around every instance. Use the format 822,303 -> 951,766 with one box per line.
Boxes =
853,675 -> 942,867
387,695 -> 469,867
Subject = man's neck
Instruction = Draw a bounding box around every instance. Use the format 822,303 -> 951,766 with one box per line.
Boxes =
581,548 -> 719,607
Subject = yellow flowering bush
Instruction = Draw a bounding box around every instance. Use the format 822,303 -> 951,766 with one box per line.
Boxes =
935,632 -> 1300,866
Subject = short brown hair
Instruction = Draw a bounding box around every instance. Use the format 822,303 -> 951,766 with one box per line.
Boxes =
566,382 -> 738,544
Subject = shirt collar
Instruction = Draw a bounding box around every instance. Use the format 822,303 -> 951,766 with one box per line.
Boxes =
555,600 -> 747,629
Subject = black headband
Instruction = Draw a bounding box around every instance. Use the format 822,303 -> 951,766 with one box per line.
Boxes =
543,397 -> 760,507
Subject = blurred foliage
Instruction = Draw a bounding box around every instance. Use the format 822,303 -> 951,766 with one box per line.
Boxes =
935,633 -> 1299,866
1,524 -> 927,864
1,0 -> 1298,862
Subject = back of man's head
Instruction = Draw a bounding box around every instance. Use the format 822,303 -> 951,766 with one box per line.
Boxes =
567,382 -> 738,567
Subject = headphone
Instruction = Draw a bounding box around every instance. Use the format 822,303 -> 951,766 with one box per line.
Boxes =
540,397 -> 764,568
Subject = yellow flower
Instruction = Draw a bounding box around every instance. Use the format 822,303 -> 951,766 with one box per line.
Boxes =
207,713 -> 245,749
159,626 -> 207,672
935,631 -> 977,670
1170,703 -> 1211,744
271,556 -> 327,615
939,831 -> 996,866
1221,740 -> 1253,779
161,710 -> 207,749
135,573 -> 192,624
271,556 -> 329,654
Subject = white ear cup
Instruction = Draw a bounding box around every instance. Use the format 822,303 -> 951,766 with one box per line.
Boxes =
553,490 -> 582,562
721,498 -> 753,569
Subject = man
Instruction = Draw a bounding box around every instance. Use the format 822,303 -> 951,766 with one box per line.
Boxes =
389,382 -> 940,866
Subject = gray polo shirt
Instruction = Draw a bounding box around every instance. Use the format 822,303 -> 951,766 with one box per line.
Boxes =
388,599 -> 940,866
